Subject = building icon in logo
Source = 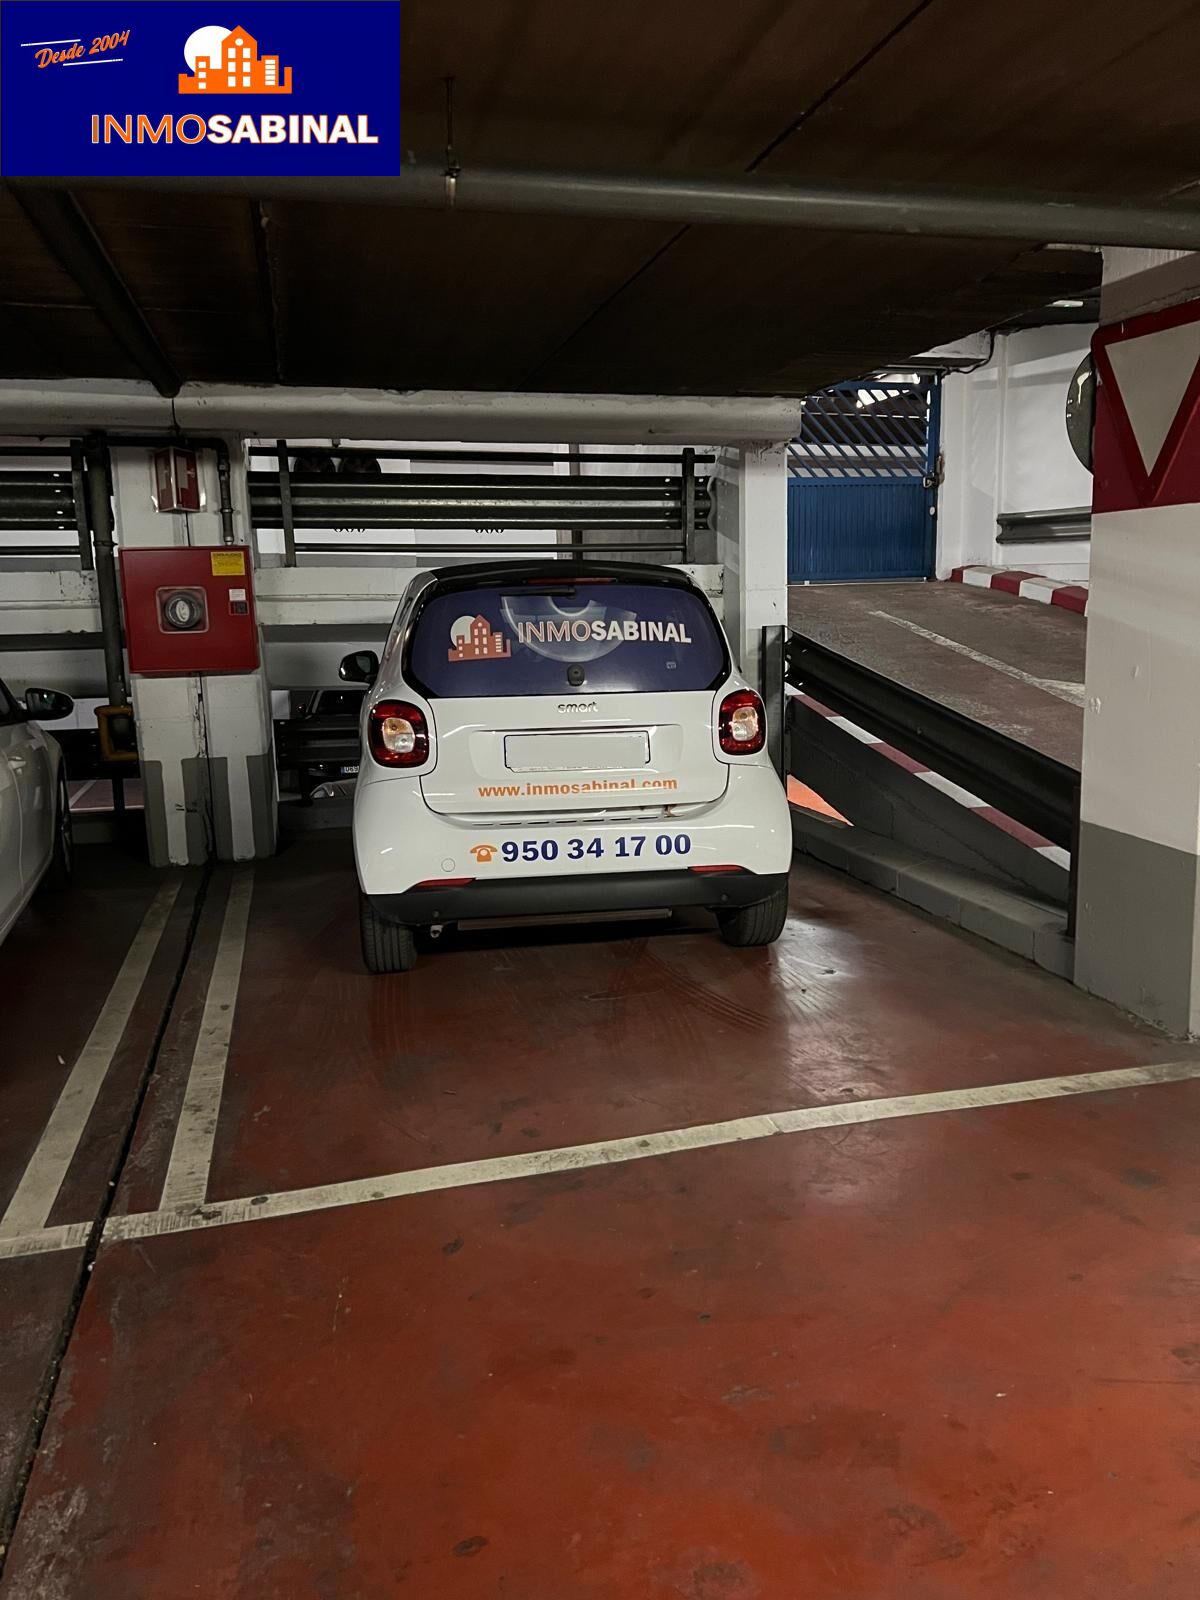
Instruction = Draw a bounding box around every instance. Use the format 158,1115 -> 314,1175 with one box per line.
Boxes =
179,25 -> 292,95
448,615 -> 512,662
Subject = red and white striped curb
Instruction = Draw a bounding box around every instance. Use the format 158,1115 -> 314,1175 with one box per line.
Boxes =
949,565 -> 1088,616
793,691 -> 1070,871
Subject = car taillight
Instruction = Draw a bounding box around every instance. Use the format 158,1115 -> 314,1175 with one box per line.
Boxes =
368,699 -> 429,768
717,688 -> 766,755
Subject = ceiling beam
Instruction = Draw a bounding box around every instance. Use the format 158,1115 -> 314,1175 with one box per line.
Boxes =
9,187 -> 182,398
16,165 -> 1200,252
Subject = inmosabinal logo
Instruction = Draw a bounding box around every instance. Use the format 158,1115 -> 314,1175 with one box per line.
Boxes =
178,22 -> 292,95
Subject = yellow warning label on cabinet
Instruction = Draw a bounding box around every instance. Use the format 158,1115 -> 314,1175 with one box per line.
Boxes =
210,550 -> 246,576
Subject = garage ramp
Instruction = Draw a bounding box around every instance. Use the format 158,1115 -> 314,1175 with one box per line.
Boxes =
788,579 -> 1085,771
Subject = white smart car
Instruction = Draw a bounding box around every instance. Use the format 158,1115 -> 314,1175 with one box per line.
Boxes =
342,561 -> 792,973
1,678 -> 74,947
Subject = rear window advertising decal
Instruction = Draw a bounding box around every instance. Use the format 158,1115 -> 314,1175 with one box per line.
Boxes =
448,615 -> 512,662
414,584 -> 725,697
446,609 -> 696,663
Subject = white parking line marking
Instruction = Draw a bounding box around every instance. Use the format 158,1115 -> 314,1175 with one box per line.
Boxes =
0,879 -> 182,1239
158,872 -> 254,1211
102,1055 -> 1200,1249
869,611 -> 1087,706
4,1055 -> 1198,1264
0,1221 -> 92,1260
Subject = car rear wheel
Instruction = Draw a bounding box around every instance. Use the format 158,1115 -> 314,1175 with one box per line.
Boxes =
44,772 -> 73,891
359,890 -> 417,974
717,883 -> 788,948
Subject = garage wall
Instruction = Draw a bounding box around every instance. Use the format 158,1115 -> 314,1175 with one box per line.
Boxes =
247,437 -> 723,686
251,438 -> 714,569
937,326 -> 1096,581
250,438 -> 568,563
0,569 -> 104,699
0,436 -> 732,700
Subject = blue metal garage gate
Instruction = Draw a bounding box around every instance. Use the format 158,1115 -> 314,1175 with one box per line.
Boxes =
787,378 -> 941,582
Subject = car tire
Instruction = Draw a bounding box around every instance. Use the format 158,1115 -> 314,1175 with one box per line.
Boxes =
717,883 -> 788,948
43,772 -> 73,891
359,890 -> 417,974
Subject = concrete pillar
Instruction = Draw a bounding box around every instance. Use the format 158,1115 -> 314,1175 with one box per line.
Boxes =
111,437 -> 277,866
709,444 -> 788,773
1074,250 -> 1200,1033
713,443 -> 788,683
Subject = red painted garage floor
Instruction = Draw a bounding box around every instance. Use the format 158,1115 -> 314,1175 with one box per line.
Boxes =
1,836 -> 1198,1597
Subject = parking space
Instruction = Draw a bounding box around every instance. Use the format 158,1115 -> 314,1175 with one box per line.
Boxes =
1,840 -> 1198,1595
0,849 -> 199,1518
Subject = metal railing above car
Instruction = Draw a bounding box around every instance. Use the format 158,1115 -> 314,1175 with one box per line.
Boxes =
248,444 -> 713,564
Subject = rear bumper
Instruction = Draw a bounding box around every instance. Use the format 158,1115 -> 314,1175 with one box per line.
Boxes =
354,763 -> 795,897
369,869 -> 789,927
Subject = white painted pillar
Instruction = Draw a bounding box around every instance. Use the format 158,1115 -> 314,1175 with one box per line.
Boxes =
112,437 -> 276,866
714,443 -> 788,684
1074,249 -> 1200,1033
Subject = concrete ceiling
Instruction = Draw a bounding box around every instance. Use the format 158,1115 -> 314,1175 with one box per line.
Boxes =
3,0 -> 1197,398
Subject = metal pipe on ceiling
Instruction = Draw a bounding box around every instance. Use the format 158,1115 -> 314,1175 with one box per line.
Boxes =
248,448 -> 717,464
292,540 -> 688,555
14,165 -> 1200,250
0,383 -> 804,442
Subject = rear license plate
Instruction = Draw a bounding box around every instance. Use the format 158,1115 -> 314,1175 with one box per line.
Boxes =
503,730 -> 650,773
339,764 -> 360,775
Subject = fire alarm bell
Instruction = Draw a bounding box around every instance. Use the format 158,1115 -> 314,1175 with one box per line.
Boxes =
120,547 -> 258,676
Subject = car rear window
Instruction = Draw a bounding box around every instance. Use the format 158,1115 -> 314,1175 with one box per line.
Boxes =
408,581 -> 727,698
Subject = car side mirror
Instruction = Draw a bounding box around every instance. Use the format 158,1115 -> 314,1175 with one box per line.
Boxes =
339,650 -> 379,685
24,686 -> 74,721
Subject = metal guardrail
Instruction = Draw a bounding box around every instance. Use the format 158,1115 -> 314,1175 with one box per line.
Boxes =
248,444 -> 713,565
996,506 -> 1091,545
785,630 -> 1080,927
249,474 -> 714,527
784,632 -> 1077,847
0,444 -> 93,567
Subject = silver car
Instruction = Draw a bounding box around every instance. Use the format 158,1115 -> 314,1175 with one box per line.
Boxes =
0,679 -> 74,945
